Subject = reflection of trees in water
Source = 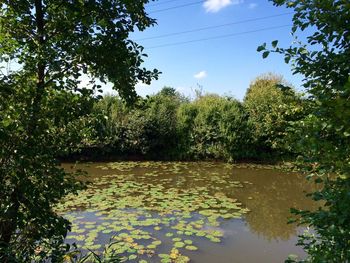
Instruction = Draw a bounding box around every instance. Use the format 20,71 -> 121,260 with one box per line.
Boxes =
232,169 -> 320,242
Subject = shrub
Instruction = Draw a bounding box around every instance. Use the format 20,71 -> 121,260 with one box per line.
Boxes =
177,94 -> 250,161
244,73 -> 304,158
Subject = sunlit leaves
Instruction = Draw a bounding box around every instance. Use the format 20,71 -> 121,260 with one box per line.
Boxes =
263,1 -> 350,261
0,0 -> 158,261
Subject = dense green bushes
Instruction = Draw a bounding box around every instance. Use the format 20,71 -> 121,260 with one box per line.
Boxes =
244,73 -> 305,157
177,95 -> 251,160
79,74 -> 306,162
89,87 -> 185,158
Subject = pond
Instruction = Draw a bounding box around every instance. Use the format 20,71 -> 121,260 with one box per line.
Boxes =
58,161 -> 317,263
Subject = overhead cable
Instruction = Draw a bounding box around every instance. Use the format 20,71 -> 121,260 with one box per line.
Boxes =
146,24 -> 291,49
137,12 -> 293,41
147,0 -> 185,8
148,0 -> 205,14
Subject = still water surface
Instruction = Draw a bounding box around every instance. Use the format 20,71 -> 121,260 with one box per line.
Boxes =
61,162 -> 317,263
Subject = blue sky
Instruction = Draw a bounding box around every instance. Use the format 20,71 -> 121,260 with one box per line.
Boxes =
111,0 -> 305,101
1,0 -> 307,101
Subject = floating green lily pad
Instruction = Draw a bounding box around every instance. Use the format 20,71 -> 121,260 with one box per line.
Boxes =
174,242 -> 185,248
59,162 -> 250,262
185,245 -> 198,251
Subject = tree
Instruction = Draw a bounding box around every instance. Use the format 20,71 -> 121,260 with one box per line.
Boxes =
141,87 -> 185,158
258,1 -> 350,261
0,0 -> 159,261
244,73 -> 304,157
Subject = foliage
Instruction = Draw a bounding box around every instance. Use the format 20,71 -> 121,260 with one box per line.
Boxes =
0,0 -> 158,261
177,94 -> 251,160
0,82 -> 92,261
86,85 -> 306,162
259,1 -> 350,262
141,87 -> 185,158
244,73 -> 305,156
259,0 -> 350,91
90,95 -> 129,154
287,80 -> 350,262
62,242 -> 121,263
90,87 -> 185,158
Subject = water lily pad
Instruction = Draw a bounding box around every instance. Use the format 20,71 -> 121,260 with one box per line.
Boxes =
184,240 -> 193,245
174,242 -> 185,248
185,245 -> 198,251
152,240 -> 162,246
59,161 -> 251,262
129,254 -> 137,260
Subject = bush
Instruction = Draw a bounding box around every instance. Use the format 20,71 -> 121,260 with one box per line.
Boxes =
177,94 -> 251,161
89,87 -> 185,159
141,87 -> 185,158
243,73 -> 304,158
83,81 -> 305,162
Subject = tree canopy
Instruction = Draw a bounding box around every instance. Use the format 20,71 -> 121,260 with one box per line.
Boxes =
0,0 -> 159,101
0,0 -> 158,261
259,1 -> 350,261
244,73 -> 303,153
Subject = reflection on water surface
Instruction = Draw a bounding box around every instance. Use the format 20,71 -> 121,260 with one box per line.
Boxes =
60,162 -> 318,263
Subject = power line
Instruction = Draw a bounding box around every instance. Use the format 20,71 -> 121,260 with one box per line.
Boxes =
148,0 -> 204,14
146,24 -> 291,49
147,0 -> 185,8
137,12 -> 293,41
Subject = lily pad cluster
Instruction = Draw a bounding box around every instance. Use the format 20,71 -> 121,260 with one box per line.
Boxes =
57,162 -> 250,262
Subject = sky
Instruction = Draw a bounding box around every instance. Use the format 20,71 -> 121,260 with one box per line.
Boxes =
105,0 -> 305,101
2,0 -> 306,101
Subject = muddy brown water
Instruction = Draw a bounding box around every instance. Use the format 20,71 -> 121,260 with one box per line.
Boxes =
62,162 -> 318,263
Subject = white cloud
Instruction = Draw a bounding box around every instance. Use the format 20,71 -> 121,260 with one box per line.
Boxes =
248,3 -> 258,9
203,0 -> 243,13
194,71 -> 207,79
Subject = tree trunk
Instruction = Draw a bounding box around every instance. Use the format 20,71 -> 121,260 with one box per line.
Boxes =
29,0 -> 46,135
1,1 -> 47,261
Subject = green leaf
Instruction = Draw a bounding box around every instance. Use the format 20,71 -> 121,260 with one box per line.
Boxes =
343,131 -> 350,137
299,48 -> 308,55
262,51 -> 270,59
185,245 -> 198,251
284,56 -> 291,64
272,40 -> 278,48
129,254 -> 137,260
257,43 -> 266,52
